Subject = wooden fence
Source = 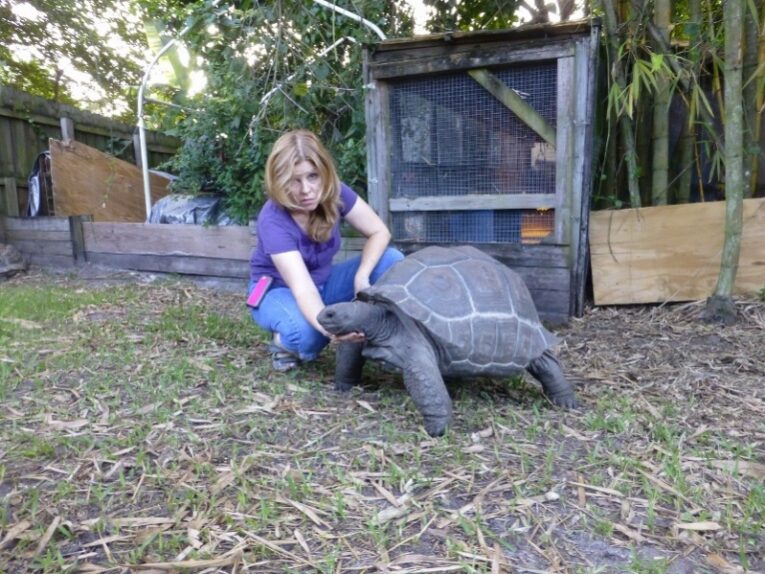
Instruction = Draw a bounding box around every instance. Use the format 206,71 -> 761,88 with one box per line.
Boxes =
0,85 -> 178,216
0,216 -> 364,283
589,197 -> 765,304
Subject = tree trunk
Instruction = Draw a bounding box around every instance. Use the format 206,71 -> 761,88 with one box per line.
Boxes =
747,3 -> 765,198
651,0 -> 671,205
600,0 -> 642,208
705,0 -> 745,324
742,1 -> 758,199
675,0 -> 702,204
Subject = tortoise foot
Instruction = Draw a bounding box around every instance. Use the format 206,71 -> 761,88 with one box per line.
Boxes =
548,390 -> 578,409
335,378 -> 359,392
423,418 -> 447,437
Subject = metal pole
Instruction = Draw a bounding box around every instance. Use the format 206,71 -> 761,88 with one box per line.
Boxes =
137,26 -> 191,222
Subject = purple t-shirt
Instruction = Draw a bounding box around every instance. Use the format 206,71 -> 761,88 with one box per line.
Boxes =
249,183 -> 358,287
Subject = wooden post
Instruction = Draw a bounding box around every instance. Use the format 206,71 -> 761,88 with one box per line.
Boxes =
69,214 -> 92,263
60,117 -> 75,141
3,177 -> 19,217
132,133 -> 143,168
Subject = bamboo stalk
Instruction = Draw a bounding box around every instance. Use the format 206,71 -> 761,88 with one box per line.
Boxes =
600,0 -> 642,208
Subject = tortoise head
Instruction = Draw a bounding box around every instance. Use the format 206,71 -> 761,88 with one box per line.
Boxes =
318,301 -> 378,336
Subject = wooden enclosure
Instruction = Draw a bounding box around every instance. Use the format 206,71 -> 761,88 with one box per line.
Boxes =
0,85 -> 177,217
364,21 -> 600,324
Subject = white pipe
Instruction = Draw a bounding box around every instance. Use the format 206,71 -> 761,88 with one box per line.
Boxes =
311,0 -> 387,40
137,27 -> 191,222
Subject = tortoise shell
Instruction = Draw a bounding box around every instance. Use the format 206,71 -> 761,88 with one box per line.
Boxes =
359,245 -> 556,374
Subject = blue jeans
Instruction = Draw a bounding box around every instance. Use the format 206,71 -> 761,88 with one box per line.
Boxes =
249,247 -> 404,361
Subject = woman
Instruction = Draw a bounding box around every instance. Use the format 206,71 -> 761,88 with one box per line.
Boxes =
248,129 -> 403,371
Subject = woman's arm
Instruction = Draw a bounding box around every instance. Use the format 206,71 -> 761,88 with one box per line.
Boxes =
271,251 -> 331,337
344,197 -> 392,294
272,251 -> 365,343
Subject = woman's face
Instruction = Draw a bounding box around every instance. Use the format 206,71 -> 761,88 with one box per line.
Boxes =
288,160 -> 322,214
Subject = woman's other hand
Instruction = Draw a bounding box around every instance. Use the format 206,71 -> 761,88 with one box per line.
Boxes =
331,331 -> 366,344
353,273 -> 371,295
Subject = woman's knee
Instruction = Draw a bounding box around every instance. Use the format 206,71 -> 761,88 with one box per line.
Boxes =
371,247 -> 405,283
295,325 -> 329,361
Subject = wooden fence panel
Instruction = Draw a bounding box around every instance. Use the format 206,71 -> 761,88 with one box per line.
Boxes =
1,215 -> 366,283
81,221 -> 363,280
84,222 -> 254,260
590,198 -> 765,305
1,216 -> 74,268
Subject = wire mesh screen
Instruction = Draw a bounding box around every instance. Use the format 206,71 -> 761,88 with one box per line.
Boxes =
389,61 -> 557,243
393,209 -> 554,244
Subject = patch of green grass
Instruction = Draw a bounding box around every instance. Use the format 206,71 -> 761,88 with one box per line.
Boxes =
0,284 -> 125,322
149,304 -> 261,348
627,552 -> 670,574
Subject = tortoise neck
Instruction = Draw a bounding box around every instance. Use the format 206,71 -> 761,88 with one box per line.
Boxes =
362,305 -> 399,343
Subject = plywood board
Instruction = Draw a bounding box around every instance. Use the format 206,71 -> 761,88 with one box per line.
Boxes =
49,139 -> 170,222
590,198 -> 765,305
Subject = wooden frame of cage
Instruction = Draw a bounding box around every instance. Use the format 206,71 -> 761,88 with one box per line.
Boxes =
363,21 -> 600,323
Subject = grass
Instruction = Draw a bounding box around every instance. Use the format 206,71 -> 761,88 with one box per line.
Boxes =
0,271 -> 763,573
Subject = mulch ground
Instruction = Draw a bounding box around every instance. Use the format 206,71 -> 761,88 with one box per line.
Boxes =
1,266 -> 763,573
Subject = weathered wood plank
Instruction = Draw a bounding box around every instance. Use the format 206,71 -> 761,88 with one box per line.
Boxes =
83,222 -> 255,260
25,253 -> 76,268
389,193 -> 558,213
532,289 -> 572,323
589,198 -> 765,304
1,85 -> 179,149
70,215 -> 91,262
86,252 -> 249,278
570,29 -> 600,316
10,238 -> 73,257
49,139 -> 171,222
370,45 -> 574,80
555,56 -> 574,245
1,216 -> 71,231
468,69 -> 556,146
364,55 -> 392,225
0,116 -> 15,176
2,177 -> 19,216
5,229 -> 71,242
397,241 -> 569,268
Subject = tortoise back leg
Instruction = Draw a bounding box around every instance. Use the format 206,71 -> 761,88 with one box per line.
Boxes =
335,341 -> 365,391
526,350 -> 578,408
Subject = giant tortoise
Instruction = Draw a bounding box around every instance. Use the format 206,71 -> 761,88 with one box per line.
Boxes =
317,245 -> 577,436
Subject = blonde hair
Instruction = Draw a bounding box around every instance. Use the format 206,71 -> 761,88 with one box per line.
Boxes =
265,129 -> 342,243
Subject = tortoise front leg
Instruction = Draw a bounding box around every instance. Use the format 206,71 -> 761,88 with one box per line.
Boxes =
334,341 -> 365,392
403,344 -> 453,437
526,350 -> 577,408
